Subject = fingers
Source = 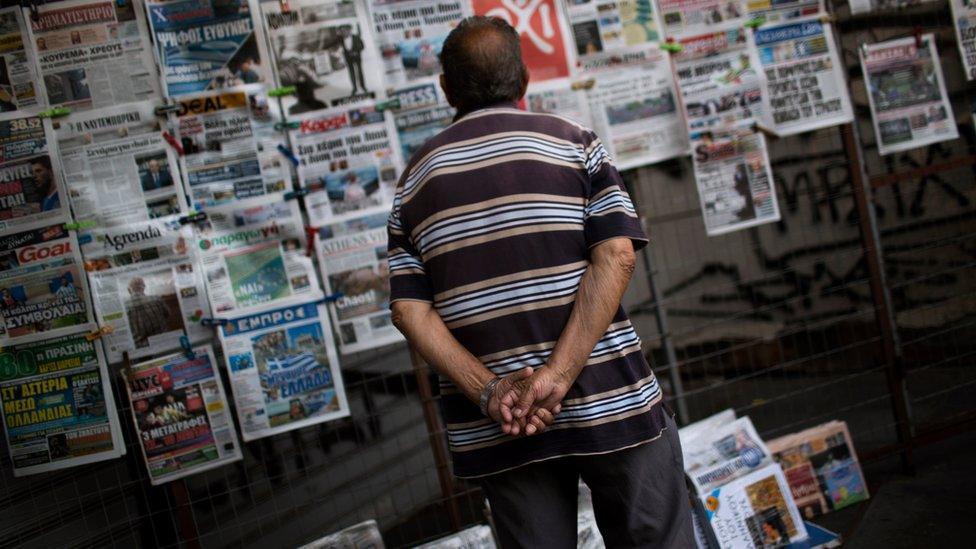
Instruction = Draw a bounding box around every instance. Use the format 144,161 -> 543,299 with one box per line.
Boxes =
513,382 -> 537,419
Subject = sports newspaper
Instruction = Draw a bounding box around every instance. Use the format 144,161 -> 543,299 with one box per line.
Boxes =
0,115 -> 70,231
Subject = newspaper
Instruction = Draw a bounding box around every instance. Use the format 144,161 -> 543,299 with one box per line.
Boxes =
766,420 -> 869,518
25,0 -> 160,110
0,115 -> 71,231
0,7 -> 43,113
749,20 -> 853,136
951,0 -> 976,81
298,519 -> 386,549
173,86 -> 290,209
860,34 -> 958,156
217,300 -> 349,441
0,332 -> 125,476
146,0 -> 272,97
679,408 -> 737,452
525,78 -> 594,126
473,0 -> 573,82
194,194 -> 298,234
315,213 -> 401,354
391,83 -> 455,163
415,525 -> 496,549
682,416 -> 774,494
658,0 -> 745,38
0,221 -> 94,344
290,105 -> 402,226
369,0 -> 470,90
563,0 -> 662,72
848,0 -> 938,14
745,0 -> 823,23
81,218 -> 211,363
124,345 -> 241,484
261,0 -> 382,116
699,463 -> 808,548
54,101 -> 188,226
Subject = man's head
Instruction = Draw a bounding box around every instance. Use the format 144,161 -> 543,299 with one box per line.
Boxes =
439,16 -> 528,116
128,277 -> 146,296
148,159 -> 160,173
31,157 -> 52,189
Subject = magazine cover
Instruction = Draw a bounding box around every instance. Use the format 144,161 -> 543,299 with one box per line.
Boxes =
0,6 -> 43,113
0,115 -> 70,231
683,415 -> 774,494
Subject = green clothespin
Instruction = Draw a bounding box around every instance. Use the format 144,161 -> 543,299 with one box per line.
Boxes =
744,16 -> 766,29
660,41 -> 683,53
38,106 -> 71,118
274,121 -> 301,131
268,86 -> 296,97
64,220 -> 97,231
375,98 -> 402,112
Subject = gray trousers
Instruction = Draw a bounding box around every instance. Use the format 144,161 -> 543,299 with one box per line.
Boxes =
480,412 -> 695,549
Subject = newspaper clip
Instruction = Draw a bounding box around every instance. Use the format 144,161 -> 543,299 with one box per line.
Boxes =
284,188 -> 309,201
64,220 -> 97,231
277,144 -> 300,166
85,326 -> 114,342
268,86 -> 296,98
375,98 -> 402,112
200,317 -> 230,328
77,233 -> 94,246
161,131 -> 184,156
178,211 -> 208,225
744,15 -> 766,29
660,39 -> 683,54
305,225 -> 317,257
179,335 -> 196,360
274,121 -> 300,132
571,79 -> 596,91
38,107 -> 72,119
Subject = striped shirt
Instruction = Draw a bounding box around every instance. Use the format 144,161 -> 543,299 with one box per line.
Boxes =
387,103 -> 666,478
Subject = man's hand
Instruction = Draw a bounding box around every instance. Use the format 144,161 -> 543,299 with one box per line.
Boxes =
486,367 -> 562,437
498,366 -> 574,432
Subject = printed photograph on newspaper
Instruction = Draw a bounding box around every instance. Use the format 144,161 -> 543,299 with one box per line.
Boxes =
316,213 -> 401,354
124,345 -> 241,484
218,300 -> 348,441
0,7 -> 43,113
564,0 -> 662,72
860,34 -> 958,155
0,222 -> 94,344
951,0 -> 976,80
54,101 -> 188,226
146,0 -> 272,97
261,0 -> 383,115
473,0 -> 572,82
0,332 -> 125,476
0,115 -> 70,231
682,415 -> 773,493
745,0 -> 823,24
25,0 -> 160,110
657,0 -> 745,39
390,82 -> 455,164
525,77 -> 594,127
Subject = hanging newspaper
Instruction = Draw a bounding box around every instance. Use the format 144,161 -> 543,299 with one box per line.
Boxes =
473,0 -> 573,82
525,78 -> 593,125
563,0 -> 661,72
860,34 -> 958,155
124,345 -> 241,484
682,415 -> 774,494
745,0 -> 823,24
0,222 -> 94,344
25,0 -> 160,110
217,300 -> 348,441
146,0 -> 271,97
54,101 -> 188,226
658,0 -> 745,38
369,0 -> 470,90
0,7 -> 43,113
315,213 -> 401,354
290,105 -> 402,226
0,332 -> 125,476
390,83 -> 455,163
951,0 -> 976,80
261,0 -> 383,116
173,86 -> 290,209
848,0 -> 938,15
195,194 -> 297,234
298,520 -> 386,549
81,218 -> 211,363
749,20 -> 853,136
0,114 -> 70,231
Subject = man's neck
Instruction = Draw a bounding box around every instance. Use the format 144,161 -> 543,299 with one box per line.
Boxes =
452,100 -> 519,122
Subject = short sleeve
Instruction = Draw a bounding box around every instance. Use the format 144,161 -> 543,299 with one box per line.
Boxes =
582,134 -> 648,251
387,199 -> 434,304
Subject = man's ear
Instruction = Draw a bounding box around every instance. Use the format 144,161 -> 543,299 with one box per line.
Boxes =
439,74 -> 454,107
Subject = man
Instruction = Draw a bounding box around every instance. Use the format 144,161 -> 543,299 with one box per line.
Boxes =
388,16 -> 694,548
28,157 -> 59,212
125,276 -> 172,348
141,158 -> 172,191
339,26 -> 367,96
235,57 -> 262,84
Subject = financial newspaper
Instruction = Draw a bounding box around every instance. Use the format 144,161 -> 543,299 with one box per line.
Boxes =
25,0 -> 160,110
848,0 -> 938,14
290,105 -> 402,226
563,0 -> 662,72
745,0 -> 823,23
0,332 -> 125,476
298,520 -> 386,549
261,0 -> 382,115
124,345 -> 241,484
0,221 -> 94,344
951,0 -> 976,80
681,415 -> 774,494
416,525 -> 496,549
315,213 -> 401,354
369,0 -> 470,90
217,300 -> 349,441
0,7 -> 43,113
391,83 -> 455,163
767,420 -> 869,518
699,463 -> 809,548
473,0 -> 573,82
0,114 -> 70,231
658,0 -> 745,38
81,218 -> 211,363
749,20 -> 853,136
173,86 -> 290,209
146,0 -> 271,97
54,101 -> 188,226
860,34 -> 958,155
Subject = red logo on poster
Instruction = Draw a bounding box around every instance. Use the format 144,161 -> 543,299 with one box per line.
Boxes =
473,0 -> 570,83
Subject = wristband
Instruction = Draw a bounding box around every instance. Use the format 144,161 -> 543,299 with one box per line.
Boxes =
479,377 -> 502,417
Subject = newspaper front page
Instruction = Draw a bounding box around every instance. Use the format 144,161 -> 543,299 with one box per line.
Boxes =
174,86 -> 290,209
473,0 -> 573,83
81,218 -> 211,363
745,0 -> 822,24
563,0 -> 662,72
290,105 -> 401,226
0,221 -> 94,344
682,415 -> 774,494
25,0 -> 160,110
952,0 -> 976,80
658,0 -> 745,38
0,332 -> 125,476
261,0 -> 383,115
391,82 -> 455,163
860,34 -> 958,155
315,213 -> 401,354
0,115 -> 70,231
146,0 -> 272,97
0,7 -> 43,113
124,345 -> 241,484
55,101 -> 188,226
217,300 -> 348,441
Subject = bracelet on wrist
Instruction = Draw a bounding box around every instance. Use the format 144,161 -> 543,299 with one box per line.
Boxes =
479,377 -> 502,417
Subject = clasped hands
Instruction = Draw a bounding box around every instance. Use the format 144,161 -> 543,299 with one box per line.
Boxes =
484,366 -> 575,437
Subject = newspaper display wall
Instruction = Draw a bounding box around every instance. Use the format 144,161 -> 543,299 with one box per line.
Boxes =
290,105 -> 401,226
298,520 -> 386,549
744,0 -> 822,24
563,0 -> 661,72
124,345 -> 241,484
0,222 -> 94,344
81,218 -> 211,363
25,0 -> 160,110
174,86 -> 290,209
473,0 -> 573,83
657,0 -> 745,38
146,0 -> 271,97
0,115 -> 70,231
0,7 -> 43,113
749,20 -> 853,136
951,0 -> 976,80
217,300 -> 348,441
261,0 -> 383,116
55,101 -> 188,226
860,34 -> 958,156
390,82 -> 455,163
315,213 -> 400,354
682,416 -> 774,494
0,332 -> 125,476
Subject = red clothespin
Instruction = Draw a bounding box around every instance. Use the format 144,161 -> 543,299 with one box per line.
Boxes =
305,225 -> 317,257
161,131 -> 184,155
913,26 -> 923,49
